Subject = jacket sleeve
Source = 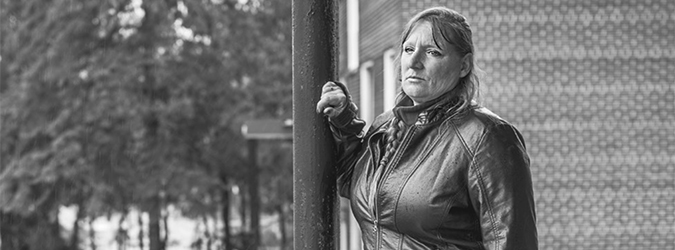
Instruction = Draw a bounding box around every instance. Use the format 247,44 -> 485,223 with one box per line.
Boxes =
326,83 -> 367,198
468,124 -> 538,250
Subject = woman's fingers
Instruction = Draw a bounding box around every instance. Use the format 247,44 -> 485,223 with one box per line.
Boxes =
322,107 -> 336,116
316,81 -> 347,117
316,96 -> 331,114
316,92 -> 345,114
321,81 -> 340,94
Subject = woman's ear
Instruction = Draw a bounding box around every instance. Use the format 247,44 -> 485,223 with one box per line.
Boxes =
460,53 -> 473,78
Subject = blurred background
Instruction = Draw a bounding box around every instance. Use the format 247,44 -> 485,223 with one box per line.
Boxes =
1,0 -> 292,249
1,0 -> 674,250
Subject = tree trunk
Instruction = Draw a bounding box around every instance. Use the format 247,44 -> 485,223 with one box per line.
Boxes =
138,212 -> 145,250
89,218 -> 97,250
116,211 -> 129,250
240,185 -> 248,231
203,216 -> 212,250
138,2 -> 164,248
220,175 -> 231,250
70,204 -> 85,250
278,205 -> 287,250
162,208 -> 169,249
149,197 -> 162,250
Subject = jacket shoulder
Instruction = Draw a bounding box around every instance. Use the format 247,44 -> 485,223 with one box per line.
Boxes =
451,107 -> 509,133
450,107 -> 526,151
471,107 -> 511,128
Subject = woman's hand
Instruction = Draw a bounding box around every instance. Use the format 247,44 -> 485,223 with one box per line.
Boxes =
316,81 -> 348,118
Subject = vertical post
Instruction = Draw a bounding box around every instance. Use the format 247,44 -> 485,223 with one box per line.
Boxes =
219,175 -> 231,250
248,139 -> 260,249
292,0 -> 339,249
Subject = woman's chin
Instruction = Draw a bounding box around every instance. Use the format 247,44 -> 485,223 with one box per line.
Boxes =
407,95 -> 428,105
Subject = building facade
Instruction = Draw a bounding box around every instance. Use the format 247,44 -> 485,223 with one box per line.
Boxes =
337,0 -> 675,249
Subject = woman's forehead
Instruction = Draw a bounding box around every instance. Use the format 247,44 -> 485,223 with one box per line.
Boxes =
405,21 -> 453,50
405,22 -> 433,40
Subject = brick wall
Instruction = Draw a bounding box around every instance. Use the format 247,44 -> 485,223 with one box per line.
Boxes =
359,0 -> 401,61
339,0 -> 403,116
464,1 -> 675,248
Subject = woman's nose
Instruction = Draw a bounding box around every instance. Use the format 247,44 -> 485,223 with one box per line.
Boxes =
410,51 -> 424,69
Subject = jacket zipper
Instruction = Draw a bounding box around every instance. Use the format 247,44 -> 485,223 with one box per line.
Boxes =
365,129 -> 383,247
371,125 -> 416,249
368,109 -> 460,248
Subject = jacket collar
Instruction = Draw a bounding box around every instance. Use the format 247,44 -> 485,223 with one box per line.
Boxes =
393,91 -> 462,126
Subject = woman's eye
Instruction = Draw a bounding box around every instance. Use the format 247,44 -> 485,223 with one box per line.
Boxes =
404,47 -> 414,53
428,50 -> 442,56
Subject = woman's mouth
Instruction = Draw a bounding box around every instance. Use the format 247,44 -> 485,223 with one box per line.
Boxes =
407,76 -> 425,82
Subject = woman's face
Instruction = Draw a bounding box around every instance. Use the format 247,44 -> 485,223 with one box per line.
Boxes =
400,21 -> 468,105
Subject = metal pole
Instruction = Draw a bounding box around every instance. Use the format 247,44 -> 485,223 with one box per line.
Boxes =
292,0 -> 339,249
248,139 -> 260,249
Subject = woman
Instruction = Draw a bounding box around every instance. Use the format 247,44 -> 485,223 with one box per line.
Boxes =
316,7 -> 537,250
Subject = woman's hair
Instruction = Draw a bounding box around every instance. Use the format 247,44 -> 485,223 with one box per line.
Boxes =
379,7 -> 480,170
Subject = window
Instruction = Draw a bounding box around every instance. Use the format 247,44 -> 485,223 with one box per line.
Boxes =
383,48 -> 398,111
339,197 -> 362,250
346,0 -> 359,71
359,61 -> 375,126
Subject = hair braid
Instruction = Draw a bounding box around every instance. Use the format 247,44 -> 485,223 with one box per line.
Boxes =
378,117 -> 407,169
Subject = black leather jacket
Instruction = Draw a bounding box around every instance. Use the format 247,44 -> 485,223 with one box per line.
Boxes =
329,95 -> 537,250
